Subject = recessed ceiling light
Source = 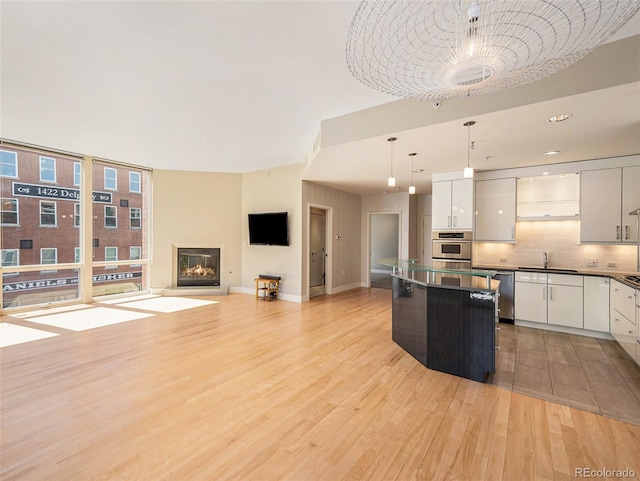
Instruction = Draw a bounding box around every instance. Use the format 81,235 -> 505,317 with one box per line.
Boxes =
544,151 -> 561,156
413,168 -> 424,173
542,171 -> 550,175
547,113 -> 573,123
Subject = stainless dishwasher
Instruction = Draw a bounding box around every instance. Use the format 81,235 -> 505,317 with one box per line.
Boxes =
494,271 -> 515,323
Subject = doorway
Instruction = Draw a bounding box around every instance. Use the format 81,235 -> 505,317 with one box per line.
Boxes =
369,213 -> 400,289
309,207 -> 327,298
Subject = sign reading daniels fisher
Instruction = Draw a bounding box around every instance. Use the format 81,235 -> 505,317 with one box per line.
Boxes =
2,271 -> 142,292
12,182 -> 113,203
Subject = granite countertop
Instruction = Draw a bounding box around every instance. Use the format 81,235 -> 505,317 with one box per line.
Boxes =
473,264 -> 640,288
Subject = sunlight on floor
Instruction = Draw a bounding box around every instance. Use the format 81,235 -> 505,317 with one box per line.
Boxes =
0,323 -> 59,347
24,307 -> 154,332
113,296 -> 218,313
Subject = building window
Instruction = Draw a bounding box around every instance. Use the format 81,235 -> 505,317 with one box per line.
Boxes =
0,150 -> 18,178
74,203 -> 81,227
1,249 -> 19,268
105,246 -> 117,269
41,248 -> 57,272
40,201 -> 57,226
130,246 -> 141,267
105,205 -> 117,228
74,162 -> 81,186
104,167 -> 117,190
40,156 -> 56,182
130,207 -> 141,228
74,247 -> 81,264
129,171 -> 141,193
1,198 -> 18,225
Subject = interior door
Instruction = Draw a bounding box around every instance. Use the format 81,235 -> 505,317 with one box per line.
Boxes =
310,211 -> 325,287
370,213 -> 399,289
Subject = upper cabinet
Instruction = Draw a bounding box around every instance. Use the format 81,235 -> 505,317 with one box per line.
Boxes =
474,178 -> 516,241
432,177 -> 473,231
516,173 -> 580,220
581,166 -> 640,243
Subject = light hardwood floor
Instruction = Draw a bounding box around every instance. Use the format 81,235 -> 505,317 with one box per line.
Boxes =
1,288 -> 639,480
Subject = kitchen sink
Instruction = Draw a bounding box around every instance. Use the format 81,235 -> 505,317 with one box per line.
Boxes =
517,267 -> 579,273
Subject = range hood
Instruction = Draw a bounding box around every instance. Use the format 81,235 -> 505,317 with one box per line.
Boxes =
630,208 -> 640,216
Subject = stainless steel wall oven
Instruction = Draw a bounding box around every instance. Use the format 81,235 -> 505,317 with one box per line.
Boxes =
432,231 -> 472,286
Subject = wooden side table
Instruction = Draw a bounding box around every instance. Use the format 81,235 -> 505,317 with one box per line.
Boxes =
255,278 -> 280,301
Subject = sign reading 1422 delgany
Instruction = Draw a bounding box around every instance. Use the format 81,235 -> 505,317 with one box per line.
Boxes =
12,182 -> 112,203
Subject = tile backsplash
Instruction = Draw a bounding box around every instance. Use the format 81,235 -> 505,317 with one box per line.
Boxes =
474,220 -> 638,272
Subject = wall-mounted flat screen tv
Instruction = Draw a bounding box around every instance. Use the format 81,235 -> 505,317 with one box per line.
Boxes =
248,212 -> 289,246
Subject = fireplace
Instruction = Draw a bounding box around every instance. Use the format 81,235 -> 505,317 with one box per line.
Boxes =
177,248 -> 220,287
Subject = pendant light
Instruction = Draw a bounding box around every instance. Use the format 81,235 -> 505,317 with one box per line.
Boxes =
408,152 -> 417,194
463,121 -> 475,178
387,137 -> 397,187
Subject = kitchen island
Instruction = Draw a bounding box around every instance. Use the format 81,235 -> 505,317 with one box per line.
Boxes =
378,259 -> 499,383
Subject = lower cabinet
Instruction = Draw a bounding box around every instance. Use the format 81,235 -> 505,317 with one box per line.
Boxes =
610,279 -> 638,363
583,276 -> 610,332
514,272 -> 584,329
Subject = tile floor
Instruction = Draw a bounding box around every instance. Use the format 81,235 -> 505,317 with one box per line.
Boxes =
487,323 -> 640,426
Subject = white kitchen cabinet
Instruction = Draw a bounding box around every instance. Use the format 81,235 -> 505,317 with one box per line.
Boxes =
547,274 -> 583,329
515,272 -> 584,328
474,178 -> 516,241
432,178 -> 473,231
583,276 -> 610,332
515,272 -> 548,323
610,279 -> 638,364
517,173 -> 579,220
581,166 -> 640,243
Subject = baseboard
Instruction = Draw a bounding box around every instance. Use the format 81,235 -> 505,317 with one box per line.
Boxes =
514,320 -> 613,340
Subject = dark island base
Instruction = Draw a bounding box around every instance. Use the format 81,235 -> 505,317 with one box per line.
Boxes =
391,276 -> 497,383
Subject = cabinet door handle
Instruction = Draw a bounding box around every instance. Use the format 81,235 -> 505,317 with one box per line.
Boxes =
625,225 -> 629,240
453,216 -> 457,227
448,215 -> 451,228
549,286 -> 554,301
542,287 -> 547,300
616,225 -> 620,239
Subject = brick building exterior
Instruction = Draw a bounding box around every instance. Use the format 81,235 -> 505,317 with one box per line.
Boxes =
1,145 -> 148,308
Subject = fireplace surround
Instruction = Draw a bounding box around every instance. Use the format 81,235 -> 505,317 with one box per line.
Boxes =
177,248 -> 220,287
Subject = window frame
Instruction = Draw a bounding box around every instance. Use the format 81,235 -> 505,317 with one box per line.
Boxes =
130,207 -> 141,229
39,156 -> 57,183
40,247 -> 58,273
129,171 -> 141,193
104,205 -> 117,228
130,246 -> 142,267
74,161 -> 81,186
105,246 -> 118,269
74,203 -> 81,227
40,200 -> 57,227
104,167 -> 117,191
0,150 -> 18,178
1,198 -> 19,225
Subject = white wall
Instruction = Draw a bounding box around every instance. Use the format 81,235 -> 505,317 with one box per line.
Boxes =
242,164 -> 303,300
151,169 -> 243,289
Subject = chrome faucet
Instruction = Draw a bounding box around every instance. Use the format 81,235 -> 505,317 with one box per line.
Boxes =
543,252 -> 548,269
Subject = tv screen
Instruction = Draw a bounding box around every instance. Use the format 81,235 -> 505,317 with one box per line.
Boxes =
248,212 -> 289,246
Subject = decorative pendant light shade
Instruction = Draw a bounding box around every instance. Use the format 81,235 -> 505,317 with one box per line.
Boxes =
387,137 -> 397,187
464,121 -> 475,178
408,152 -> 417,194
346,1 -> 640,101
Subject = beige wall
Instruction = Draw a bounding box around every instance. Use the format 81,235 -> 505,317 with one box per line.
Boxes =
302,181 -> 362,298
151,169 -> 243,289
242,164 -> 302,300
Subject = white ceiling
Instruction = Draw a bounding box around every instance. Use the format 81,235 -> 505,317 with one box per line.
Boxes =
1,1 -> 639,196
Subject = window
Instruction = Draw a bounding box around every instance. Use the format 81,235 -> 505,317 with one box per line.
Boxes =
0,150 -> 17,178
1,198 -> 18,225
130,207 -> 141,228
104,206 -> 117,227
40,201 -> 57,226
74,247 -> 81,263
74,203 -> 81,227
1,249 -> 19,267
129,171 -> 141,193
130,246 -> 141,267
40,156 -> 56,182
105,246 -> 117,269
41,248 -> 57,272
104,167 -> 117,190
74,162 -> 81,186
